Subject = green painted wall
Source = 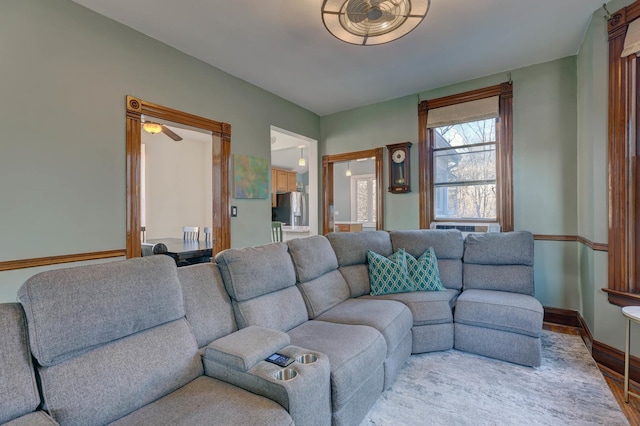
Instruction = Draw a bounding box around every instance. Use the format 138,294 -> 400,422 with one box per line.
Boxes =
577,0 -> 637,354
0,0 -> 319,302
321,57 -> 580,309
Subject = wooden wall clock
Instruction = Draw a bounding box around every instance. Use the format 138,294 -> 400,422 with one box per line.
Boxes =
386,142 -> 412,193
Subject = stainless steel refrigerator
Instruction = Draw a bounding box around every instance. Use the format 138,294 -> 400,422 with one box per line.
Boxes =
273,192 -> 308,226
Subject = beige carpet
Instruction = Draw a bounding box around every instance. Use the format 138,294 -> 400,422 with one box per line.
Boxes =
361,331 -> 628,425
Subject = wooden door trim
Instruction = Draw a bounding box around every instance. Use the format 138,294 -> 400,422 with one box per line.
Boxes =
126,96 -> 231,257
322,148 -> 384,234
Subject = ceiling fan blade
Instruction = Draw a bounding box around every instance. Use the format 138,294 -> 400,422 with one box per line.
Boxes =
161,125 -> 183,141
346,0 -> 370,23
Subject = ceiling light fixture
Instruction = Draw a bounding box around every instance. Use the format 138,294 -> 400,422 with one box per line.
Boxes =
321,0 -> 431,46
142,122 -> 163,134
346,161 -> 352,176
298,147 -> 306,167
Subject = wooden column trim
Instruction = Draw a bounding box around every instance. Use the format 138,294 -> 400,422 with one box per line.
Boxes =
418,101 -> 430,229
498,82 -> 514,232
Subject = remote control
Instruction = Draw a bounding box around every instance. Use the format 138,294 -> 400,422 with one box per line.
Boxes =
266,353 -> 294,367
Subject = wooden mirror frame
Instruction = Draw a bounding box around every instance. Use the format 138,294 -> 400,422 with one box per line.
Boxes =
125,96 -> 231,258
322,148 -> 384,234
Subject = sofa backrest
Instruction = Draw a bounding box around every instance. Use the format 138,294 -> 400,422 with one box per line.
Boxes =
179,262 -> 238,348
17,256 -> 203,426
462,231 -> 535,295
390,229 -> 464,291
288,235 -> 350,318
0,303 -> 42,424
215,242 -> 309,332
326,231 -> 393,297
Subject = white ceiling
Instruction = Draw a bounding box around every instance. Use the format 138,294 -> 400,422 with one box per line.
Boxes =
72,0 -> 608,116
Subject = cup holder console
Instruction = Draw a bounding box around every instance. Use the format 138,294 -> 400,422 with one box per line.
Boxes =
274,368 -> 298,381
296,353 -> 318,365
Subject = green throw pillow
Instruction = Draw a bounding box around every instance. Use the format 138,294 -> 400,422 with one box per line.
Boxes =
406,247 -> 446,291
367,249 -> 415,295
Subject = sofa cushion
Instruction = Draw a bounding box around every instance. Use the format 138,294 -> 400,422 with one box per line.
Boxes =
287,320 -> 386,411
179,263 -> 237,348
463,231 -> 534,266
297,269 -> 351,318
406,248 -> 446,291
0,303 -> 41,425
390,229 -> 464,260
39,318 -> 203,426
215,242 -> 296,302
316,298 -> 413,355
327,231 -> 392,267
390,229 -> 464,290
463,264 -> 535,295
367,249 -> 413,295
233,286 -> 309,332
455,289 -> 543,338
362,289 -> 458,326
288,236 -> 338,282
288,236 -> 352,318
4,411 -> 58,426
110,376 -> 293,426
338,264 -> 371,297
18,255 -> 184,366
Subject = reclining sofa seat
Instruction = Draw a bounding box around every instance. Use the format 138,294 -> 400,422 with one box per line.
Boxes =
327,230 -> 462,354
215,242 -> 387,426
454,231 -> 544,367
286,235 -> 413,388
177,262 -> 331,426
17,256 -> 293,426
0,303 -> 57,426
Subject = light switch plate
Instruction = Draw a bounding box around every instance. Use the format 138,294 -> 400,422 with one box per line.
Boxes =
231,206 -> 237,217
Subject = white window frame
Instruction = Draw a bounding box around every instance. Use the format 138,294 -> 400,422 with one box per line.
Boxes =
350,173 -> 376,226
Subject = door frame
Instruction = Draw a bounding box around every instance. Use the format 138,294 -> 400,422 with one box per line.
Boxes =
125,96 -> 231,257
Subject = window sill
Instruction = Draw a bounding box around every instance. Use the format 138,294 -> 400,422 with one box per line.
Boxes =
603,288 -> 640,307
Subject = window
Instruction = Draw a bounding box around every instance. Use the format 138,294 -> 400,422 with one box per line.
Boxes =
351,174 -> 376,225
433,119 -> 497,220
418,83 -> 513,230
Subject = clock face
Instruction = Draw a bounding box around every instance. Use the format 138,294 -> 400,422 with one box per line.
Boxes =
392,149 -> 406,164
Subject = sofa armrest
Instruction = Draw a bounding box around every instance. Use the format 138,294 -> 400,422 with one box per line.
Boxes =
204,345 -> 331,426
204,325 -> 290,371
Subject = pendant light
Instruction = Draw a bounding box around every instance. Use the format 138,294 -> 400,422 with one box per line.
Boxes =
346,161 -> 352,177
298,147 -> 306,167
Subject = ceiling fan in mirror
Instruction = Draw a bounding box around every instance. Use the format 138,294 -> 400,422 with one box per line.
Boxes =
141,120 -> 183,141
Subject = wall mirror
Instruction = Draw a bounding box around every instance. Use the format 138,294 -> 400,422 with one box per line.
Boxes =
125,96 -> 231,258
322,148 -> 384,234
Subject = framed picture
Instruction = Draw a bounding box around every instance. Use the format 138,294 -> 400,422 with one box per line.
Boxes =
234,154 -> 269,199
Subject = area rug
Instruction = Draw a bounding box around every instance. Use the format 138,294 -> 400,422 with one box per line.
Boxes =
361,331 -> 628,425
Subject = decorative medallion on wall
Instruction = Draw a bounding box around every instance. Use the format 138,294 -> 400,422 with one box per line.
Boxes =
234,154 -> 269,199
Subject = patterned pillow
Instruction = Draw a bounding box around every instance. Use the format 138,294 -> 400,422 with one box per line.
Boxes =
367,249 -> 414,296
406,247 -> 446,291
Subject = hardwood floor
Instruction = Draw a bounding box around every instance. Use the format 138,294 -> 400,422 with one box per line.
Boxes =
544,322 -> 640,425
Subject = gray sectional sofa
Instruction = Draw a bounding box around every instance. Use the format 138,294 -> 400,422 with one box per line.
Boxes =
1,229 -> 543,426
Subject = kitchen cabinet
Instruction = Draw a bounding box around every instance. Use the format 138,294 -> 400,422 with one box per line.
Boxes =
272,168 -> 297,193
271,167 -> 298,206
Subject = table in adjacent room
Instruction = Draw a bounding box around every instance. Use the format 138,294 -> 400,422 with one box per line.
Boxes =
622,305 -> 640,402
146,238 -> 213,266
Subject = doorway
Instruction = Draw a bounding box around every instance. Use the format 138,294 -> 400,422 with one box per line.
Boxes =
125,96 -> 231,258
270,126 -> 319,238
322,148 -> 384,234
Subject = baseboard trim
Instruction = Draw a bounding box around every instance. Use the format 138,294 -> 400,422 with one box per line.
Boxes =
544,306 -> 640,383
